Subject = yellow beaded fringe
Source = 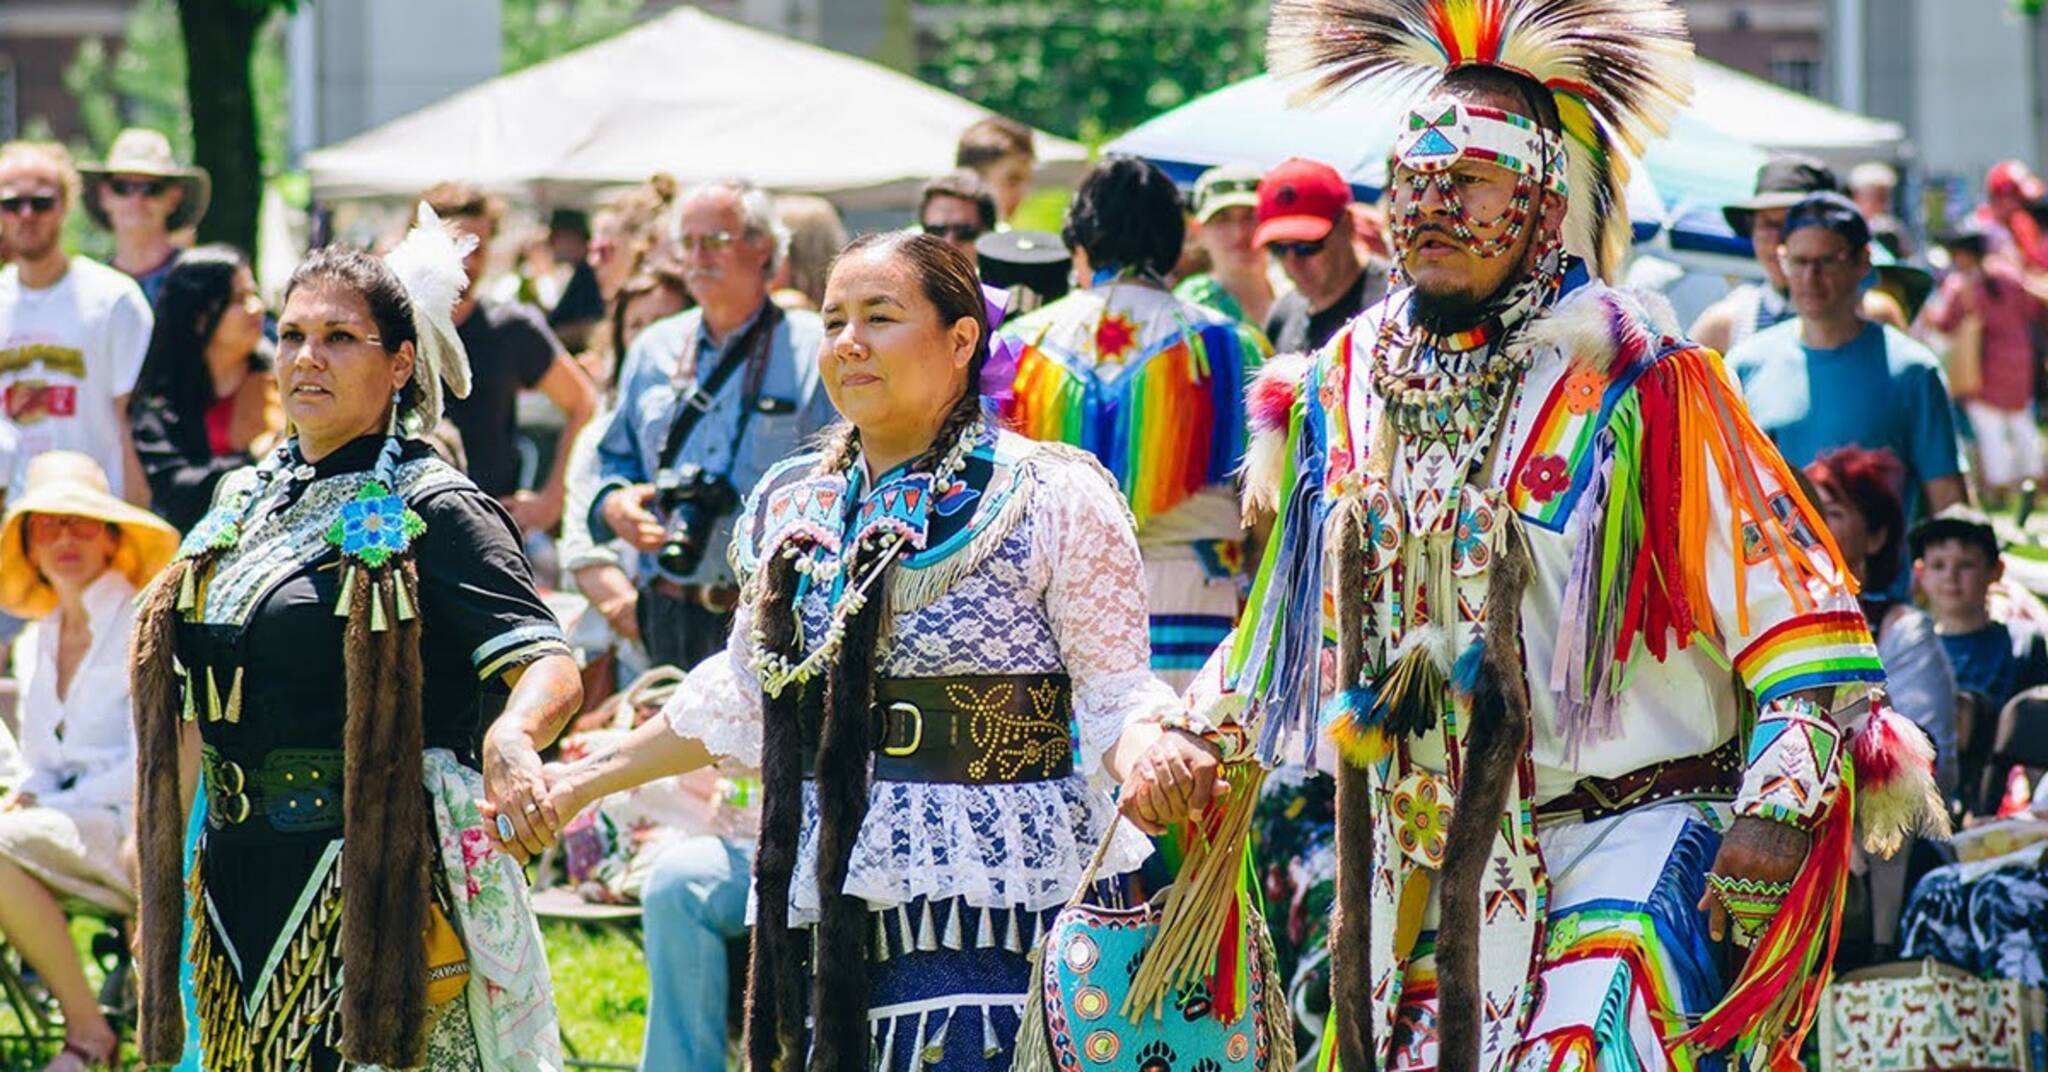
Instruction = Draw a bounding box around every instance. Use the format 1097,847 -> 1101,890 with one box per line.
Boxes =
189,851 -> 347,1072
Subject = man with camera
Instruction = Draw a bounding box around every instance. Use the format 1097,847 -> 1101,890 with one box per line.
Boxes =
589,179 -> 834,670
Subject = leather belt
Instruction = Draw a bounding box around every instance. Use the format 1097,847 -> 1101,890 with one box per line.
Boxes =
649,577 -> 741,613
800,673 -> 1075,784
1537,740 -> 1742,824
203,746 -> 344,833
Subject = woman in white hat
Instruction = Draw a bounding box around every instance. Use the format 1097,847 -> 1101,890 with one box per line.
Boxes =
0,449 -> 178,1071
80,128 -> 211,306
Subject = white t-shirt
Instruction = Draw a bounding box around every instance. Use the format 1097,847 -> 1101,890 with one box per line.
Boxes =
0,257 -> 152,497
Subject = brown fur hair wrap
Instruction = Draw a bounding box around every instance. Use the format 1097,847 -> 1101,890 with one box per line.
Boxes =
1434,518 -> 1534,1072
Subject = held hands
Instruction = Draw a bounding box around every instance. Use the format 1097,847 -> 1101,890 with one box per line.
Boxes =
480,725 -> 569,864
1117,725 -> 1230,836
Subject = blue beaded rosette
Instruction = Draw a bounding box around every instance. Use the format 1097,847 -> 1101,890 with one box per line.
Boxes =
324,481 -> 426,567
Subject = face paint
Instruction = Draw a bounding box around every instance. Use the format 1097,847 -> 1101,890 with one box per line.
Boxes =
1388,96 -> 1569,263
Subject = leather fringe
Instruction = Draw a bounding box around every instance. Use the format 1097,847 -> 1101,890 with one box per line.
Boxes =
1328,499 -> 1376,1071
1435,518 -> 1534,1072
337,559 -> 430,1067
133,560 -> 193,1066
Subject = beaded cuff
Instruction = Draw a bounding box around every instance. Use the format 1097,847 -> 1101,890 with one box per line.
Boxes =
1732,696 -> 1844,830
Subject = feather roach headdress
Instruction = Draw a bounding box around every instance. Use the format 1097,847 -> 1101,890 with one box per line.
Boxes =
383,202 -> 476,431
1270,0 -> 1694,279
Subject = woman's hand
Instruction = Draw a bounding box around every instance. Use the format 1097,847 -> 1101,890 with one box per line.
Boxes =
480,653 -> 584,863
1115,724 -> 1229,836
0,788 -> 36,812
482,723 -> 562,863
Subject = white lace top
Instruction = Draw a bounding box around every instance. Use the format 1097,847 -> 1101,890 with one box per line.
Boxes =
665,432 -> 1171,921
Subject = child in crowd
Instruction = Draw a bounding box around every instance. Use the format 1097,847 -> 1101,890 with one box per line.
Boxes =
1911,504 -> 2048,813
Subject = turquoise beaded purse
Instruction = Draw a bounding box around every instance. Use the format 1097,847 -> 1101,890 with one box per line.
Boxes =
1012,822 -> 1293,1072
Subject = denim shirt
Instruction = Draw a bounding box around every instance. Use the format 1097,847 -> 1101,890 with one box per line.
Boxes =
590,301 -> 835,586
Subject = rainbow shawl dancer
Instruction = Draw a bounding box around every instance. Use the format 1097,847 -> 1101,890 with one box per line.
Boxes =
1143,2 -> 1956,1071
997,271 -> 1266,688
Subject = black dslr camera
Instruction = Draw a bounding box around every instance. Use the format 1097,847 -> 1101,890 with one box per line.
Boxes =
651,462 -> 738,576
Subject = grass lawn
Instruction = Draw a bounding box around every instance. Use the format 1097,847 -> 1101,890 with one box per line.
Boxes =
544,920 -> 649,1068
0,919 -> 651,1070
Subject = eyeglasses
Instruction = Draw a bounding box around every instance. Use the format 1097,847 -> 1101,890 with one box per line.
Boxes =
923,222 -> 983,242
1268,235 -> 1328,259
108,177 -> 168,198
1779,250 -> 1857,274
678,231 -> 738,254
26,514 -> 111,540
0,195 -> 58,216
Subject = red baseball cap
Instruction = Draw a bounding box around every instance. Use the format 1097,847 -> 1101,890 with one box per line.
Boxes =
1988,160 -> 2047,202
1254,157 -> 1352,248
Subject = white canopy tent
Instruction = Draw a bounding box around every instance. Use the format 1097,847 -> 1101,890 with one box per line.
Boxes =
303,6 -> 1088,209
1688,61 -> 1908,169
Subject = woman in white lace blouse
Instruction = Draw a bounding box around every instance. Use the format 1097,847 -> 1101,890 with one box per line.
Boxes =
516,231 -> 1220,1070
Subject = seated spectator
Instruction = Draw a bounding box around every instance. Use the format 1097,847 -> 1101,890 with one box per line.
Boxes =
549,668 -> 758,1071
126,244 -> 281,532
0,451 -> 177,1071
1806,445 -> 1960,963
1911,506 -> 2048,814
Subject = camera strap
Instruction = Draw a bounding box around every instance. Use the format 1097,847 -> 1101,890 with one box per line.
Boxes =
656,302 -> 787,475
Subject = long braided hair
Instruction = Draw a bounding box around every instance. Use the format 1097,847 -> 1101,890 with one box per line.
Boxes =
746,231 -> 991,1070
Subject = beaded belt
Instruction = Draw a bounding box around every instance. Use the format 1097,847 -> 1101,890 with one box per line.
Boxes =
1536,740 -> 1742,825
799,673 -> 1075,784
202,746 -> 345,833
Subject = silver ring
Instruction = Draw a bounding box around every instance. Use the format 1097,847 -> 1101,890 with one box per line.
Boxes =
524,802 -> 540,815
495,813 -> 516,841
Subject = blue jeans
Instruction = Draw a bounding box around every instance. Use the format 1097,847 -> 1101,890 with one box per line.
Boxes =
639,835 -> 754,1071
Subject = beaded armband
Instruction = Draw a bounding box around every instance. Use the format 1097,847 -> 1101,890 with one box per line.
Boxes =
1158,700 -> 1254,764
1733,696 -> 1844,830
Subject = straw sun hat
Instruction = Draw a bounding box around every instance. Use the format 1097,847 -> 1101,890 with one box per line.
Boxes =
79,128 -> 212,233
0,451 -> 179,618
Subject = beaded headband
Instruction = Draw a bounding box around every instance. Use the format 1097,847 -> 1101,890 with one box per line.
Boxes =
1393,96 -> 1569,199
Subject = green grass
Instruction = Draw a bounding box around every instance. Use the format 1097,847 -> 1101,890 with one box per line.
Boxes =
0,919 -> 651,1069
544,921 -> 649,1068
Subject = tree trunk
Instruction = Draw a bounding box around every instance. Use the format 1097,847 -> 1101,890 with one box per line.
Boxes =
177,0 -> 270,257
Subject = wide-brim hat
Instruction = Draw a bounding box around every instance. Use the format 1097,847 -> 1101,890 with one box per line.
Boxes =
1723,155 -> 1840,238
0,451 -> 179,618
80,128 -> 211,233
1867,243 -> 1934,322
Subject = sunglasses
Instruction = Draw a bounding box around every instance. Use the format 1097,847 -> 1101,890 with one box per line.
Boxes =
678,231 -> 738,253
26,513 -> 112,539
1268,235 -> 1328,259
923,222 -> 983,242
0,195 -> 57,216
108,177 -> 169,198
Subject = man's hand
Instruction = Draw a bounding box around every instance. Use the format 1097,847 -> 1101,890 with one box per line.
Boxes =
503,488 -> 565,534
601,484 -> 667,552
1698,815 -> 1810,943
481,723 -> 564,864
1117,728 -> 1230,836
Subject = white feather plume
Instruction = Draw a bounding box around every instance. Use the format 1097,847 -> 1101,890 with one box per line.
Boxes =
382,202 -> 476,431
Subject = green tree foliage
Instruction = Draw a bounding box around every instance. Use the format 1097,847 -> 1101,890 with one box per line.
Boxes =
60,0 -> 290,257
917,0 -> 1268,143
502,0 -> 650,73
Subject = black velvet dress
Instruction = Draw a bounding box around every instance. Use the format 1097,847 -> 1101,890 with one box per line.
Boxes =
176,435 -> 566,1070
